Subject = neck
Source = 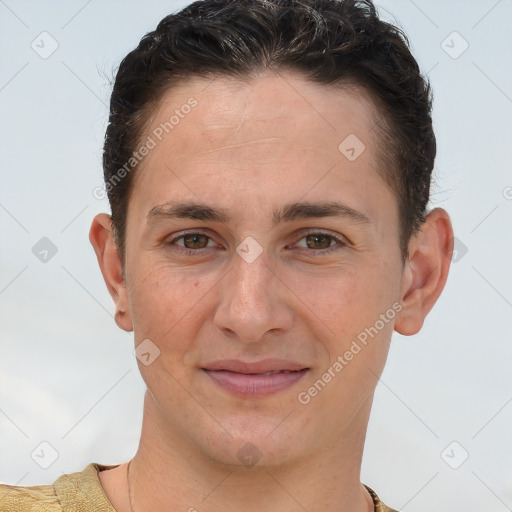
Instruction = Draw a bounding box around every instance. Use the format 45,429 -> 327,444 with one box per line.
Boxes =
125,392 -> 375,512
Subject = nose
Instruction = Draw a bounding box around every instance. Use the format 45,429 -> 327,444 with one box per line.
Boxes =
213,248 -> 294,343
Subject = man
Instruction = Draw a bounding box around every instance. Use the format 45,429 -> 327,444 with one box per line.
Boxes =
0,0 -> 453,510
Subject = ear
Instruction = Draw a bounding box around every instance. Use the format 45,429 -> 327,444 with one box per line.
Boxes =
394,207 -> 454,336
89,213 -> 133,332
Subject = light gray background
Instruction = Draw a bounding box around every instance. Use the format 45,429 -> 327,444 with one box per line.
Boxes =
0,1 -> 511,511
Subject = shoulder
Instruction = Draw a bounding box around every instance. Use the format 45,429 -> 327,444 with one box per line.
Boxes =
0,463 -> 119,512
0,480 -> 60,512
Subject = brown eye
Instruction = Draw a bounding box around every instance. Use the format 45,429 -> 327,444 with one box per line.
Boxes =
305,234 -> 334,249
182,233 -> 210,249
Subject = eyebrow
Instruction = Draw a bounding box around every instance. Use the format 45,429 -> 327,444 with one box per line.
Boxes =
147,200 -> 371,226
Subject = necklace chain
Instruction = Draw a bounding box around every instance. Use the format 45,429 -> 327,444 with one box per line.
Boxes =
127,460 -> 135,512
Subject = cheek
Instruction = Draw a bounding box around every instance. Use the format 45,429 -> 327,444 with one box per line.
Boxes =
127,263 -> 217,393
284,261 -> 400,362
292,264 -> 392,324
127,261 -> 216,346
294,267 -> 398,412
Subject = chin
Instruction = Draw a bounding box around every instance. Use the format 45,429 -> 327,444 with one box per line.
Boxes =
197,414 -> 309,470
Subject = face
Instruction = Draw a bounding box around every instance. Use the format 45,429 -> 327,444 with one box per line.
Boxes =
120,71 -> 407,467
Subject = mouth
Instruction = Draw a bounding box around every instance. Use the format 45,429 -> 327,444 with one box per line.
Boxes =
201,359 -> 310,397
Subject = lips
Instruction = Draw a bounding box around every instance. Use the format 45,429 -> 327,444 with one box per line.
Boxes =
202,358 -> 308,374
202,359 -> 309,397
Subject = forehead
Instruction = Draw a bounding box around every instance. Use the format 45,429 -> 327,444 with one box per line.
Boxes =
145,71 -> 380,160
128,70 -> 394,228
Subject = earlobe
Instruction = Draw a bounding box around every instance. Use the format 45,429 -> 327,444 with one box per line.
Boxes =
89,213 -> 133,332
394,208 -> 454,336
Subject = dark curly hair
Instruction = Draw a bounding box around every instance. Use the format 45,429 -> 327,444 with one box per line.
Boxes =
103,0 -> 435,263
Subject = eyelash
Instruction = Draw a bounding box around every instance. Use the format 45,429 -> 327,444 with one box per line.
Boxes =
166,229 -> 347,256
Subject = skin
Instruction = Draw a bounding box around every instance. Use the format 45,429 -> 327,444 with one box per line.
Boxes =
90,70 -> 453,512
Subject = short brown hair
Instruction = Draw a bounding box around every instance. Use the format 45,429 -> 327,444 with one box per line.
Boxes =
103,0 -> 435,262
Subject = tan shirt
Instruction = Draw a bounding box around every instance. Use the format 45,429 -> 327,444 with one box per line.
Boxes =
0,463 -> 399,511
